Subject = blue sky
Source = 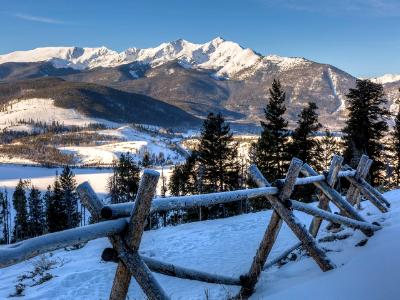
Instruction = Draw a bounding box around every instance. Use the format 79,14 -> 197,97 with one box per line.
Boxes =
0,0 -> 399,77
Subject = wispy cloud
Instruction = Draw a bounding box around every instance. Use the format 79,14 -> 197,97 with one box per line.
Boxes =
13,13 -> 66,24
263,0 -> 400,17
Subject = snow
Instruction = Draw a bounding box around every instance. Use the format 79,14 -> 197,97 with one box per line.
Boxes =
0,98 -> 115,131
0,167 -> 399,299
0,38 -> 312,79
0,99 -> 186,165
58,126 -> 185,165
370,74 -> 400,84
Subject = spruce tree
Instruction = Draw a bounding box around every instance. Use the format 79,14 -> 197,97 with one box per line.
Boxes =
320,129 -> 342,170
343,79 -> 390,184
27,186 -> 45,237
169,153 -> 198,196
390,89 -> 400,186
12,179 -> 29,241
108,153 -> 141,203
59,166 -> 80,229
197,113 -> 240,193
0,190 -> 10,244
254,79 -> 289,182
46,179 -> 68,233
288,102 -> 322,170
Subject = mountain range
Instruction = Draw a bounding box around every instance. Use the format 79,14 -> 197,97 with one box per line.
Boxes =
0,37 -> 399,130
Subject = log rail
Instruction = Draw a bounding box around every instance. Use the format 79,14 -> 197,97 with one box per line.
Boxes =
0,154 -> 390,300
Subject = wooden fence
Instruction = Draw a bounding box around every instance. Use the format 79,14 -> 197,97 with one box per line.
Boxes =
0,154 -> 390,300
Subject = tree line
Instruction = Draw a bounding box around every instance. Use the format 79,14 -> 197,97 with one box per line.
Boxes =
0,166 -> 79,244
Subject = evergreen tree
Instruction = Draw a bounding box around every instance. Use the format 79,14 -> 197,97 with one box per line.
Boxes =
46,179 -> 68,233
253,79 -> 289,182
0,190 -> 10,244
108,153 -> 141,204
169,153 -> 198,196
390,89 -> 400,186
320,129 -> 342,170
288,102 -> 322,170
343,79 -> 390,184
59,166 -> 80,229
27,186 -> 45,237
142,152 -> 151,167
12,179 -> 29,241
197,113 -> 240,193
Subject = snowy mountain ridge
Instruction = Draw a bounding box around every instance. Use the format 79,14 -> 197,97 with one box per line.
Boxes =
0,37 -> 310,78
370,74 -> 400,84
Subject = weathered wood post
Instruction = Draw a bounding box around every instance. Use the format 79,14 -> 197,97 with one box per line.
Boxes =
346,155 -> 370,206
109,169 -> 168,300
238,159 -> 335,299
238,159 -> 303,298
309,155 -> 343,237
300,163 -> 374,237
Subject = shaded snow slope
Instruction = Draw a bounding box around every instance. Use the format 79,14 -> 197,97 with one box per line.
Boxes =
0,98 -> 114,131
0,184 -> 398,299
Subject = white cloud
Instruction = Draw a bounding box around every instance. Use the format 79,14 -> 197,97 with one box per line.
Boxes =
13,13 -> 66,24
262,0 -> 400,17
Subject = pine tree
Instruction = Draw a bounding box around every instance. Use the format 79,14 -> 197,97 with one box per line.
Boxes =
108,153 -> 141,204
0,190 -> 11,244
343,79 -> 390,184
390,89 -> 400,186
197,113 -> 240,193
288,102 -> 322,170
12,179 -> 29,241
27,186 -> 45,237
46,179 -> 68,233
169,153 -> 198,196
59,166 -> 80,229
142,152 -> 151,167
253,79 -> 289,182
320,129 -> 342,170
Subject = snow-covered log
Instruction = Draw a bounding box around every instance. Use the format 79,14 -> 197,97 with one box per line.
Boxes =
101,186 -> 279,220
143,256 -> 241,286
357,177 -> 391,208
290,200 -> 381,232
263,242 -> 302,270
345,176 -> 389,213
276,175 -> 325,186
337,170 -> 356,178
0,218 -> 128,269
300,163 -> 373,237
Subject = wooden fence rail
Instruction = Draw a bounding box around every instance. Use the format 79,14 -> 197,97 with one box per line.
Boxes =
0,154 -> 391,300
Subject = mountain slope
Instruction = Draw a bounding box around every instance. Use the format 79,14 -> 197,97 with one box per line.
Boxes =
0,38 -> 397,130
0,78 -> 201,128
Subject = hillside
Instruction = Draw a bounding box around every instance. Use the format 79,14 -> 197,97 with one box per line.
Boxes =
0,78 -> 201,128
0,38 -> 398,130
0,184 -> 398,299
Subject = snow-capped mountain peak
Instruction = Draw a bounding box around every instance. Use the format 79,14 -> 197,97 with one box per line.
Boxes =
0,38 -> 311,78
370,74 -> 400,84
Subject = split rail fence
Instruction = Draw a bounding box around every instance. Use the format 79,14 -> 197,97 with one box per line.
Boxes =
0,154 -> 391,299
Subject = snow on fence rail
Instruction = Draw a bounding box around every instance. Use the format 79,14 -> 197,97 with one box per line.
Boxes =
0,154 -> 391,300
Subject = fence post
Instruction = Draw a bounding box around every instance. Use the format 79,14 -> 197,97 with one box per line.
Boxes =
309,155 -> 343,237
109,170 -> 168,300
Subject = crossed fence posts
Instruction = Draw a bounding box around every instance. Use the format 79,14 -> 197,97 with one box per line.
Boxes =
0,154 -> 390,300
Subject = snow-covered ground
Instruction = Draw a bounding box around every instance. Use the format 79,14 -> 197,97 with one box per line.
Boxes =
0,173 -> 398,299
0,98 -> 187,165
0,98 -> 115,131
59,126 -> 185,165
